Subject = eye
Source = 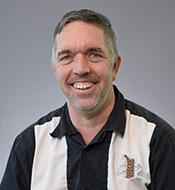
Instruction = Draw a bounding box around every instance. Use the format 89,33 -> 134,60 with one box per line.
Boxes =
87,52 -> 103,62
89,52 -> 101,58
58,54 -> 73,64
59,54 -> 72,61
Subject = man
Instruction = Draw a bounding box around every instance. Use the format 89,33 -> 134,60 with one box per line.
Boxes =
1,9 -> 175,190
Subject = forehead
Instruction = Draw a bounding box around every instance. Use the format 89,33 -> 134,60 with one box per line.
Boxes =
55,21 -> 107,52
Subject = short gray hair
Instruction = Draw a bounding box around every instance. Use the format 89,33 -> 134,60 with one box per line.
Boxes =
51,9 -> 119,64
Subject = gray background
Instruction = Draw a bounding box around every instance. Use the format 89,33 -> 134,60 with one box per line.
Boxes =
0,0 -> 175,180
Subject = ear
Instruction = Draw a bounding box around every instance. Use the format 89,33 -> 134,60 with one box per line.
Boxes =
112,55 -> 121,81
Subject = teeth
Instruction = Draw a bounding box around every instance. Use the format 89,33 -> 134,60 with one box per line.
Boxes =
73,82 -> 94,90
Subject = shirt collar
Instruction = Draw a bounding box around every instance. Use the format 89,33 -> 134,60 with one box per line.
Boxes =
106,85 -> 126,136
50,85 -> 126,138
50,103 -> 77,138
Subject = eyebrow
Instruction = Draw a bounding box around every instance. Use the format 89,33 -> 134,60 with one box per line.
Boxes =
57,50 -> 72,58
87,47 -> 103,52
85,47 -> 104,54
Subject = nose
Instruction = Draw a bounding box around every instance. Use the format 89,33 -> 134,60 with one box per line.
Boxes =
73,53 -> 91,75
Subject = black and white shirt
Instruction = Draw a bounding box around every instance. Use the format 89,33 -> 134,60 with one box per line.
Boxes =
1,86 -> 175,190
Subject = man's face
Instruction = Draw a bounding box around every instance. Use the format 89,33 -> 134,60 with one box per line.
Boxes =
52,21 -> 120,116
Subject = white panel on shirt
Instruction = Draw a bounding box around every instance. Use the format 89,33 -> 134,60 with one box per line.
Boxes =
31,116 -> 68,190
108,110 -> 156,190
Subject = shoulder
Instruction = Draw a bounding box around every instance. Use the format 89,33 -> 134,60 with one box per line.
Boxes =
125,99 -> 173,129
13,106 -> 63,156
125,99 -> 175,156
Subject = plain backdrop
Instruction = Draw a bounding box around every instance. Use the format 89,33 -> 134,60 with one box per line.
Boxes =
0,0 -> 175,180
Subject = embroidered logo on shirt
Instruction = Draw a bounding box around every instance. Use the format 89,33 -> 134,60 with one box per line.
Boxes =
116,154 -> 150,186
124,155 -> 135,178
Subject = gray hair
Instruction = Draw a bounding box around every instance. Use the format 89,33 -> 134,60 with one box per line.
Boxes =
51,9 -> 119,64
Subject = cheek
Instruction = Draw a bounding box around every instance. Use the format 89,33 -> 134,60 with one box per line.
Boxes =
96,64 -> 113,81
52,65 -> 69,83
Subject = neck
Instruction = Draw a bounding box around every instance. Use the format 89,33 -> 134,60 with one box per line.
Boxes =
67,90 -> 116,144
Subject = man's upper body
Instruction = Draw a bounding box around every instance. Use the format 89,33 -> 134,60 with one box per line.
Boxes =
1,9 -> 175,190
1,86 -> 175,190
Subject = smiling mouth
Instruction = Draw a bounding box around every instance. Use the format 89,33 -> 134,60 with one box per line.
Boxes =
72,82 -> 95,90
